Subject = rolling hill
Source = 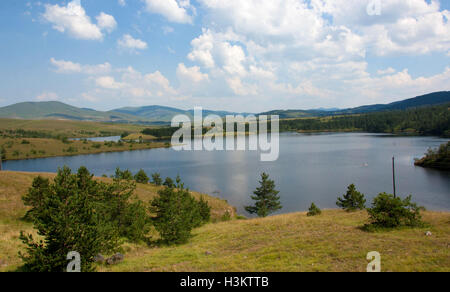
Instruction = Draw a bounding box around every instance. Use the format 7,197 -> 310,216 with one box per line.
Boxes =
0,91 -> 449,123
263,91 -> 450,119
0,101 -> 141,123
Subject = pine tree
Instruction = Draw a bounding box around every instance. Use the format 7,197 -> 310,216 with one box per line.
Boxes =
336,184 -> 366,211
151,173 -> 163,186
307,203 -> 321,216
245,173 -> 282,217
134,169 -> 149,184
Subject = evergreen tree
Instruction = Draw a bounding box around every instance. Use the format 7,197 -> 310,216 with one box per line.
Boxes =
336,184 -> 366,211
19,167 -> 120,272
245,173 -> 282,217
307,203 -> 322,216
134,169 -> 149,184
163,177 -> 175,188
151,173 -> 163,186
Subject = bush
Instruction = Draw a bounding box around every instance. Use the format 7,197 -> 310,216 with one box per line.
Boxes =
366,193 -> 425,229
134,169 -> 149,184
336,184 -> 366,211
151,173 -> 162,186
197,196 -> 211,224
163,177 -> 175,188
1,146 -> 6,160
114,167 -> 133,181
307,203 -> 322,216
150,179 -> 210,244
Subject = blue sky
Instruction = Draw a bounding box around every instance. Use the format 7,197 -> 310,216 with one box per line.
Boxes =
0,0 -> 449,112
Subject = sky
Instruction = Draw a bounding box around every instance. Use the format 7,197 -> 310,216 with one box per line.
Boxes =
0,0 -> 449,112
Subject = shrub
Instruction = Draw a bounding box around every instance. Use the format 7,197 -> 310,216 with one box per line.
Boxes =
366,193 -> 425,229
21,139 -> 30,144
151,173 -> 163,186
197,196 -> 211,224
1,146 -> 6,160
336,184 -> 366,211
114,167 -> 133,181
307,203 -> 322,216
150,179 -> 210,244
134,169 -> 149,184
163,177 -> 175,188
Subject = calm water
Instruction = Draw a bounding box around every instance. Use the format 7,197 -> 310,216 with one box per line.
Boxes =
70,136 -> 121,142
4,133 -> 450,215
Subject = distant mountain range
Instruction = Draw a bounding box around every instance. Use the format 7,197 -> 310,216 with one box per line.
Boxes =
0,91 -> 448,124
262,91 -> 450,118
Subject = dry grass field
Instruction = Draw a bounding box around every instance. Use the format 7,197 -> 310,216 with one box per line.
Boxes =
0,171 -> 448,272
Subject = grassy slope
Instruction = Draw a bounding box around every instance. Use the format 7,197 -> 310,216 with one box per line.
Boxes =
0,171 -> 235,272
1,172 -> 448,272
0,118 -> 152,138
0,137 -> 169,160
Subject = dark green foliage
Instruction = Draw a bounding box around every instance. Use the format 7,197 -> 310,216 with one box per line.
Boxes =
134,169 -> 149,184
1,146 -> 6,160
121,131 -> 130,138
19,166 -> 151,272
19,167 -> 120,272
279,103 -> 450,137
307,203 -> 322,216
151,173 -> 163,186
415,142 -> 450,170
163,177 -> 175,188
336,184 -> 366,211
21,139 -> 30,144
150,179 -> 210,244
114,167 -> 133,181
197,196 -> 211,224
366,193 -> 425,229
245,173 -> 282,217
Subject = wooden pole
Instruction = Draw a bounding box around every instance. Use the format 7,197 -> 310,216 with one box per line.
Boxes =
392,156 -> 396,198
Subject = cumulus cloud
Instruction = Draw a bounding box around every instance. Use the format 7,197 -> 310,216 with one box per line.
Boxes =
117,34 -> 148,52
177,63 -> 209,83
42,0 -> 116,40
144,0 -> 194,24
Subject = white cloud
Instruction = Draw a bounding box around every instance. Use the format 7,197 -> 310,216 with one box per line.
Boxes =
96,76 -> 126,89
117,34 -> 148,52
144,0 -> 193,24
50,58 -> 112,75
118,0 -> 126,7
377,67 -> 396,75
96,12 -> 117,33
176,63 -> 209,83
42,0 -> 116,40
36,92 -> 60,101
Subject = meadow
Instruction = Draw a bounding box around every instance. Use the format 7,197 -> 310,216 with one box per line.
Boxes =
0,171 -> 448,272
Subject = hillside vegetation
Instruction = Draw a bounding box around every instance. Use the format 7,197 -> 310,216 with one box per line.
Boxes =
415,142 -> 450,170
0,171 -> 235,271
0,171 -> 448,272
280,103 -> 450,137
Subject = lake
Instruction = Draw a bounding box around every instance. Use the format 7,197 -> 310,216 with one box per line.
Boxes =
4,133 -> 450,215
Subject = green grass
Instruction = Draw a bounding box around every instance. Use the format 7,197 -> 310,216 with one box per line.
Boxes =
0,172 -> 448,272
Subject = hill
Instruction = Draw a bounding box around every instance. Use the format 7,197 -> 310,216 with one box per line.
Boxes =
113,105 -> 250,122
0,171 -> 448,272
265,91 -> 450,119
0,101 -> 141,123
1,91 -> 449,123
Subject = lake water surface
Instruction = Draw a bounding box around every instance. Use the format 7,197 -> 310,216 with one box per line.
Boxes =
4,133 -> 450,215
